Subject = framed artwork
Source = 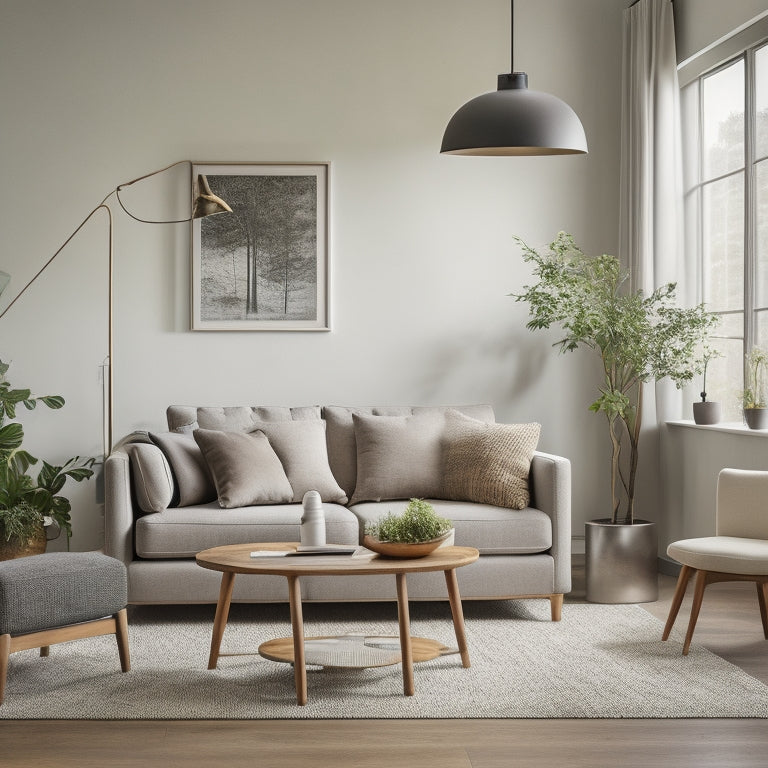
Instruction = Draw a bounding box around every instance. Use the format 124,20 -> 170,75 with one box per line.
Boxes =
191,162 -> 330,331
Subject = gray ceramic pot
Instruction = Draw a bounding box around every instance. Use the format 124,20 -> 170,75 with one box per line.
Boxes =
693,401 -> 721,425
585,519 -> 658,604
744,408 -> 768,430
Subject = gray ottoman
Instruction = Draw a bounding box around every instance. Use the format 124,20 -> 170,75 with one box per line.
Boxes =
0,551 -> 130,704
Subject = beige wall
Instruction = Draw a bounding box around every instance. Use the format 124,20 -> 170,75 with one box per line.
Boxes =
0,0 -> 623,551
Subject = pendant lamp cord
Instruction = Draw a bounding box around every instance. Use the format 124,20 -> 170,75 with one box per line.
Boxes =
510,0 -> 514,73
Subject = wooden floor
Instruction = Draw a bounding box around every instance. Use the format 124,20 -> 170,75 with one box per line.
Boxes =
1,558 -> 766,768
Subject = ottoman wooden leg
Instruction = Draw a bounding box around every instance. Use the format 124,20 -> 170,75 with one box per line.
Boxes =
0,634 -> 10,705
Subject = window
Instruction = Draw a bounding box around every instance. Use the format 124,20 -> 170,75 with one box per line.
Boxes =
682,40 -> 768,421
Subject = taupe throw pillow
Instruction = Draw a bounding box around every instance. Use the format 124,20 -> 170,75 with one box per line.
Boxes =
350,412 -> 448,504
247,420 -> 347,504
443,410 -> 540,510
149,431 -> 217,506
193,429 -> 294,508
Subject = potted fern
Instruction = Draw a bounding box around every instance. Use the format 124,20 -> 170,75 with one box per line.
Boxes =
0,359 -> 95,559
363,499 -> 454,558
513,233 -> 718,603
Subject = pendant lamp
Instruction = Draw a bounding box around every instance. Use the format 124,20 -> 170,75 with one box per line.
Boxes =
440,0 -> 588,156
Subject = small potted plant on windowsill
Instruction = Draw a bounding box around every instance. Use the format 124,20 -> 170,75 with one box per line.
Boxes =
741,347 -> 768,430
692,346 -> 721,425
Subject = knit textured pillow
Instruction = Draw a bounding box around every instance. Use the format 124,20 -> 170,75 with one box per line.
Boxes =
443,410 -> 540,510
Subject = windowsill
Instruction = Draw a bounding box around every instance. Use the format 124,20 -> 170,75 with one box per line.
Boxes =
666,419 -> 768,436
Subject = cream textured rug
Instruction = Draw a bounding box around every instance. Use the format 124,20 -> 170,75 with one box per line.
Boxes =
2,600 -> 767,719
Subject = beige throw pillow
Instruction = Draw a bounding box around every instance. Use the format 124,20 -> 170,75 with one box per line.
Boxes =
350,412 -> 448,504
443,410 -> 540,509
247,420 -> 347,503
193,429 -> 294,508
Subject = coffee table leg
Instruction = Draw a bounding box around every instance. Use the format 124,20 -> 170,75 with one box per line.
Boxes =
208,571 -> 235,670
396,572 -> 415,696
287,574 -> 307,706
444,568 -> 471,668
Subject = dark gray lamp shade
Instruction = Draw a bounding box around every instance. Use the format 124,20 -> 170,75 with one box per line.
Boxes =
441,73 -> 588,156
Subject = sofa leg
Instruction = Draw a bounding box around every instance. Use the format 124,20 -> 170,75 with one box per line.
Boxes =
549,594 -> 563,621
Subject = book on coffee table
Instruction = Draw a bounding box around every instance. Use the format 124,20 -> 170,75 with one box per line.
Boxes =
249,545 -> 375,558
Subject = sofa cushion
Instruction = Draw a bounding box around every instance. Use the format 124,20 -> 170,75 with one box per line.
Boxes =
193,429 -> 294,508
166,405 -> 321,434
127,443 -> 175,513
350,411 -> 448,504
323,404 -> 495,500
247,419 -> 347,504
149,432 -> 217,506
443,410 -> 540,510
349,499 -> 552,556
134,502 -> 358,558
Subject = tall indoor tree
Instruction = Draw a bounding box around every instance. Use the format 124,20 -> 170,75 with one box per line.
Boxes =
513,232 -> 718,525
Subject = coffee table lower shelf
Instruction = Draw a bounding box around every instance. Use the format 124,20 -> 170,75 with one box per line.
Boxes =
259,634 -> 455,669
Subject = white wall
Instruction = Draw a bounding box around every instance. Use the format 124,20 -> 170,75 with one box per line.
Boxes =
0,0 -> 624,551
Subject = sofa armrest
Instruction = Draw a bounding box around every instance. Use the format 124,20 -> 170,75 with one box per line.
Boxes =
530,451 -> 572,594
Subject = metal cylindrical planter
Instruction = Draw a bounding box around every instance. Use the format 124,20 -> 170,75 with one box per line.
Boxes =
585,519 -> 658,604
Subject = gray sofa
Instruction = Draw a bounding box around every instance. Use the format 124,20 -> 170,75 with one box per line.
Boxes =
104,404 -> 571,618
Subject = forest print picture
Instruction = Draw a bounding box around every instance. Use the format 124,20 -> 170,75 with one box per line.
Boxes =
191,163 -> 329,330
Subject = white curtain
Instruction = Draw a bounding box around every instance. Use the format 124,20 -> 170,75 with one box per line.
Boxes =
618,0 -> 682,525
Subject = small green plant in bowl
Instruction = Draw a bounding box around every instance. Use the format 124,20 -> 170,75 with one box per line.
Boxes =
363,499 -> 453,558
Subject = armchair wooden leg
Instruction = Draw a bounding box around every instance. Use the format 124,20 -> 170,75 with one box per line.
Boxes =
39,646 -> 49,657
549,594 -> 563,622
115,608 -> 130,672
662,564 -> 693,641
757,582 -> 768,640
683,569 -> 709,655
0,634 -> 9,706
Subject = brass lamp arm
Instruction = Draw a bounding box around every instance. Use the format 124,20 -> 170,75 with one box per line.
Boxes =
114,159 -> 197,225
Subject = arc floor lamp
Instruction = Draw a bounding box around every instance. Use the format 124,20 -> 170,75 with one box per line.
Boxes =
0,161 -> 231,454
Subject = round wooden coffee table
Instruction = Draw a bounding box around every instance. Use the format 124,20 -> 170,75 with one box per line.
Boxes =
195,542 -> 479,705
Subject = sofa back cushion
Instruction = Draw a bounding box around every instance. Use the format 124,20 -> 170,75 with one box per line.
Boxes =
166,405 -> 321,434
323,404 -> 495,500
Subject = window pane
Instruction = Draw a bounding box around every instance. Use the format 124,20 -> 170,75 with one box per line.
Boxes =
713,312 -> 743,338
757,160 -> 768,308
702,173 -> 744,312
706,335 -> 744,421
682,82 -> 700,191
757,309 -> 768,349
756,44 -> 768,159
702,59 -> 745,179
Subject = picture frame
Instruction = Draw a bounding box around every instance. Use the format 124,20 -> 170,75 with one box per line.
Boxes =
191,162 -> 330,331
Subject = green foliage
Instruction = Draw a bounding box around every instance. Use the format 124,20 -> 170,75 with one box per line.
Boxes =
741,347 -> 768,409
0,501 -> 44,543
512,233 -> 719,524
365,499 -> 452,543
0,359 -> 95,543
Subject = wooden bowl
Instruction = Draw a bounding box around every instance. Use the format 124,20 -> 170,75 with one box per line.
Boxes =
362,530 -> 454,559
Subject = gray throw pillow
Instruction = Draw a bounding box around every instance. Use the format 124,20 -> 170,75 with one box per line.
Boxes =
350,411 -> 448,504
193,428 -> 294,508
149,431 -> 217,506
442,410 -> 540,510
247,420 -> 347,504
127,443 -> 175,513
